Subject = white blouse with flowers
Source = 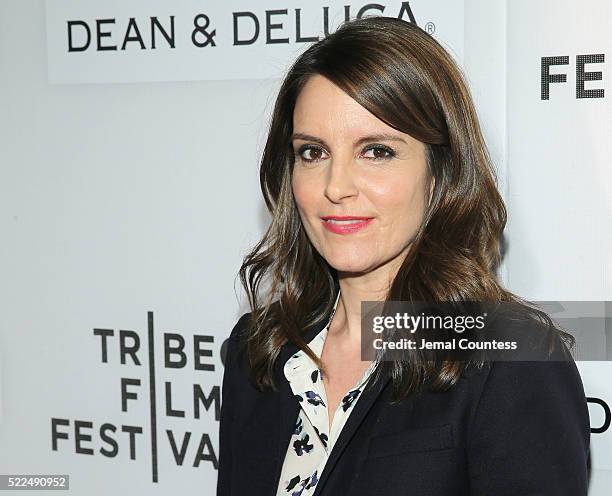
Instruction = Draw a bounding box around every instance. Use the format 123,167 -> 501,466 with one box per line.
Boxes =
276,289 -> 378,496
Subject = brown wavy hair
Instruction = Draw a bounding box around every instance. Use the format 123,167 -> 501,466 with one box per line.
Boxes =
237,16 -> 574,402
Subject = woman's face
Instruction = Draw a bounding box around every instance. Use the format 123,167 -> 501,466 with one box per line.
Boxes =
291,74 -> 433,278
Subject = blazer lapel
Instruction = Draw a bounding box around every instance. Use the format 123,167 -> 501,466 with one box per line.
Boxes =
312,367 -> 391,496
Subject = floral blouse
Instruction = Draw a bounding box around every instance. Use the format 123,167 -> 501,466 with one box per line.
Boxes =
276,289 -> 378,496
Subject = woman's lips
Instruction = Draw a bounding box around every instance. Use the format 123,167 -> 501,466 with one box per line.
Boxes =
321,218 -> 374,234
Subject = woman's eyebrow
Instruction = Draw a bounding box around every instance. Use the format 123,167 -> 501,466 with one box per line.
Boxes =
291,132 -> 407,147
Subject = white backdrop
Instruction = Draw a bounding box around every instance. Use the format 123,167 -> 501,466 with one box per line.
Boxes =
0,0 -> 609,494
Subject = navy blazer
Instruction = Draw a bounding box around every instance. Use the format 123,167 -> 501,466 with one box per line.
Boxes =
217,298 -> 591,496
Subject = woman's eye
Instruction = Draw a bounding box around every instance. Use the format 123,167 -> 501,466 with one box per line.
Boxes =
295,145 -> 327,163
293,144 -> 394,163
362,145 -> 395,160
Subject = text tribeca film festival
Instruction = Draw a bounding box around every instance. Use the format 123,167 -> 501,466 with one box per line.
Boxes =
51,311 -> 222,483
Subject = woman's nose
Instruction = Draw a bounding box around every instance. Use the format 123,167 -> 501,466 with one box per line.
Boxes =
324,154 -> 359,202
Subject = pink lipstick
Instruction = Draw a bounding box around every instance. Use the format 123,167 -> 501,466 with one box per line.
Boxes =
321,215 -> 374,234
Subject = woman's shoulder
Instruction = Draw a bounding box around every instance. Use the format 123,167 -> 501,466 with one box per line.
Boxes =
461,321 -> 583,400
455,322 -> 587,441
225,299 -> 283,352
464,328 -> 588,444
228,310 -> 253,343
224,310 -> 253,369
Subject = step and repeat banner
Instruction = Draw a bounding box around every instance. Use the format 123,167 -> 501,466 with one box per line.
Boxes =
0,0 -> 609,494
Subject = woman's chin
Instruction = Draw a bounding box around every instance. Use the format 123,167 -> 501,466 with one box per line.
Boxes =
326,259 -> 374,275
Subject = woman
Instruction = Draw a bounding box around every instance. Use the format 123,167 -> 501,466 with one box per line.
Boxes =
217,16 -> 590,496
